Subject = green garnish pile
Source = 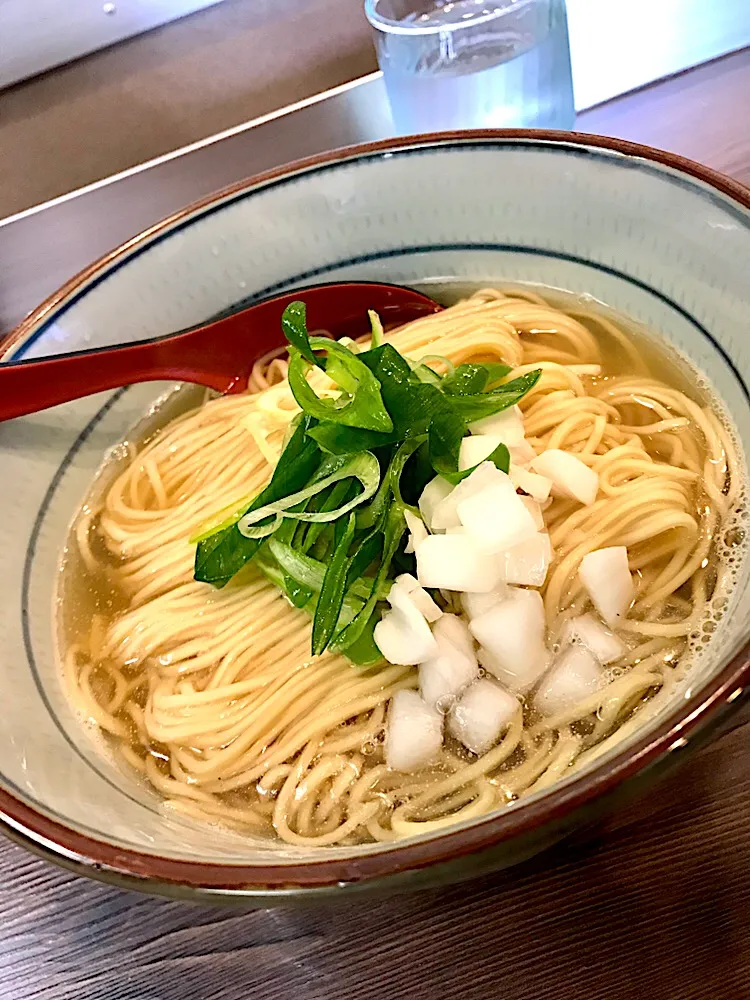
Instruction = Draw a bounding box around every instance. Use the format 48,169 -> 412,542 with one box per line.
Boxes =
193,301 -> 541,665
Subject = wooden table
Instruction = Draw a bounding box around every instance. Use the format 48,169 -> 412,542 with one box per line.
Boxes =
2,49 -> 750,1000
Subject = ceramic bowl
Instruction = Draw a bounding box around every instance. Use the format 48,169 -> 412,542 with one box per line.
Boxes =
2,131 -> 750,903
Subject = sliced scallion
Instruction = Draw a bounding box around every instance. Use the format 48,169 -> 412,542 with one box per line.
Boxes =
237,452 -> 380,535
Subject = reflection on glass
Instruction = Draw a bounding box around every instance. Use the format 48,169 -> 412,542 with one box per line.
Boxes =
365,0 -> 576,134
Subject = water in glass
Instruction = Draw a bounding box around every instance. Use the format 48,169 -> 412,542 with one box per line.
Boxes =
366,0 -> 575,134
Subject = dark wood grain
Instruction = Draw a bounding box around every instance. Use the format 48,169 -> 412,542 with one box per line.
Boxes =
580,50 -> 750,187
3,49 -> 750,1000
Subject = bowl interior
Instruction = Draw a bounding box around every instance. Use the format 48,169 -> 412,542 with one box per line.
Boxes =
2,136 -> 750,872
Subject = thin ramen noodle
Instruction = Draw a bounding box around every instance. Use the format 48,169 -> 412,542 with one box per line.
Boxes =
58,287 -> 744,846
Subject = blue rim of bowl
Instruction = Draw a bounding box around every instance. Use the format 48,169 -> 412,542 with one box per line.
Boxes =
2,129 -> 750,899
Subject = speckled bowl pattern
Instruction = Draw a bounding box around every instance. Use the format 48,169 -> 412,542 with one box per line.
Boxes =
2,131 -> 750,903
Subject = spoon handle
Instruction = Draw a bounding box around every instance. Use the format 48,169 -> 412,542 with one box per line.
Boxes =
0,283 -> 441,421
0,338 -> 229,421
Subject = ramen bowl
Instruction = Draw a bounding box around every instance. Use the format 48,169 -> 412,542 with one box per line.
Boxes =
2,131 -> 750,903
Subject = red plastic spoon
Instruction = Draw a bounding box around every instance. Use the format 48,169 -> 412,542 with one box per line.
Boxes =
0,281 -> 442,421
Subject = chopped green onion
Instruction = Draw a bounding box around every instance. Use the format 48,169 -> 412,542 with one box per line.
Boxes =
344,530 -> 383,590
189,492 -> 255,545
338,612 -> 383,665
411,364 -> 443,387
356,458 -> 394,529
330,501 -> 406,653
288,340 -> 393,432
368,309 -> 384,348
269,539 -> 388,601
389,436 -> 426,509
281,301 -> 321,368
256,552 -> 365,640
312,512 -> 357,654
236,513 -> 284,539
298,478 -> 355,554
237,452 -> 380,535
194,415 -> 320,586
428,406 -> 510,484
419,354 -> 455,375
481,362 -> 514,388
337,336 -> 359,353
194,299 -> 542,661
441,362 -> 513,396
447,370 -> 542,422
441,363 -> 490,396
283,574 -> 314,608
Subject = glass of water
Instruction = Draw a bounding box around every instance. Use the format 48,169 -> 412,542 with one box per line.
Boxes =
364,0 -> 575,135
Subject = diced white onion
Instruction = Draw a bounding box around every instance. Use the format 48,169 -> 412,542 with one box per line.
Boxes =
535,645 -> 604,717
404,509 -> 428,555
579,546 -> 634,625
374,581 -> 440,665
561,613 -> 624,664
509,464 -> 552,501
448,679 -> 520,755
418,476 -> 454,530
420,657 -> 477,712
476,645 -> 518,688
374,613 -> 436,666
430,461 -> 500,531
477,642 -> 551,694
470,588 -> 548,691
419,617 -> 479,709
531,449 -> 599,506
394,573 -> 442,623
509,441 -> 537,466
469,405 -> 526,444
499,532 -> 553,587
520,495 -> 545,530
460,584 -> 510,620
456,471 -> 538,553
432,613 -> 476,660
374,615 -> 416,665
416,533 -> 503,593
458,435 -> 504,472
385,690 -> 444,772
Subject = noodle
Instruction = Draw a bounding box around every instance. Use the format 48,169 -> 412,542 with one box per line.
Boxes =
58,287 -> 742,847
